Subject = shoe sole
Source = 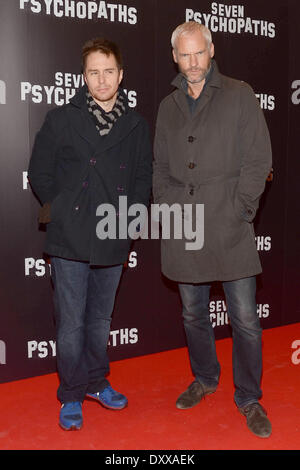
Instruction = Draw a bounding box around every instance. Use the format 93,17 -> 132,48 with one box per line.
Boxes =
250,430 -> 272,438
86,393 -> 128,410
59,422 -> 82,431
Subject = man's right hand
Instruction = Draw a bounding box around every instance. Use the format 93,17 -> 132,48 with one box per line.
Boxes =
38,202 -> 51,224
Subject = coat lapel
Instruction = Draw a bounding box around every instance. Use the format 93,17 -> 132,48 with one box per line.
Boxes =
94,111 -> 140,155
66,105 -> 101,149
172,89 -> 191,121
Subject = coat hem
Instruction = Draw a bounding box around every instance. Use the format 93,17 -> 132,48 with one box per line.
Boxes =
161,267 -> 262,284
44,244 -> 127,266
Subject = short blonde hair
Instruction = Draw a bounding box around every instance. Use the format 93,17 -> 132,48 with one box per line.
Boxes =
171,21 -> 212,49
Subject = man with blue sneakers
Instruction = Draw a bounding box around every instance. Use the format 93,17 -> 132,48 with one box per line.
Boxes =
29,38 -> 152,430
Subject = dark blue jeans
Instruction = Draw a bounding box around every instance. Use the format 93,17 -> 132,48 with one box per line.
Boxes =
178,276 -> 262,408
51,257 -> 123,404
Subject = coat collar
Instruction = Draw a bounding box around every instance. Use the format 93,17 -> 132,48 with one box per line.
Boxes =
170,60 -> 222,120
69,83 -> 89,108
171,59 -> 221,90
66,85 -> 140,153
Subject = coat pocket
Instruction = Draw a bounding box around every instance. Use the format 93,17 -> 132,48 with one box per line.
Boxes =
227,183 -> 248,224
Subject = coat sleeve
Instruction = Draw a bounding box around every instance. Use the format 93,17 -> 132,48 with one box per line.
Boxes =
152,103 -> 170,204
28,111 -> 58,206
234,83 -> 272,222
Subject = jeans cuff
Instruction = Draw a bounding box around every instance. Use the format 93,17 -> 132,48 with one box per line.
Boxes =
235,399 -> 260,409
86,378 -> 110,394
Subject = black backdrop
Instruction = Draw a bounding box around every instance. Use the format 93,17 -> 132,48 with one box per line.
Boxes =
0,0 -> 299,383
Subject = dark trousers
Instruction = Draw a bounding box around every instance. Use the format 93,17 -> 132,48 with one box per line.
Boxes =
51,257 -> 123,404
178,276 -> 262,408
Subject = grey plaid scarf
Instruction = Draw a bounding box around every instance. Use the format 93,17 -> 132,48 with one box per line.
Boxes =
86,89 -> 126,136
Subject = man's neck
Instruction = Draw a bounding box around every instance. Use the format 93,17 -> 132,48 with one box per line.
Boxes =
185,62 -> 213,100
187,79 -> 206,100
94,97 -> 116,113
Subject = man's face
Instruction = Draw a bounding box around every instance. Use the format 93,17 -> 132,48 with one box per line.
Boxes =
84,51 -> 123,108
173,30 -> 214,84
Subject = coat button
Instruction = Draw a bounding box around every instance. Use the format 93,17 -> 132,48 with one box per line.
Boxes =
188,162 -> 196,169
90,158 -> 96,165
82,181 -> 88,188
120,163 -> 126,169
117,186 -> 124,192
74,205 -> 80,211
189,188 -> 194,196
188,136 -> 195,143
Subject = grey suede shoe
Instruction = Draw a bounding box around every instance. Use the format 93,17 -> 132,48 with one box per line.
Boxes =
239,403 -> 272,438
176,381 -> 217,409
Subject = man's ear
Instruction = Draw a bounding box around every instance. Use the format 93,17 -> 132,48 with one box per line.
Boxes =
172,48 -> 178,64
118,68 -> 124,84
210,42 -> 215,59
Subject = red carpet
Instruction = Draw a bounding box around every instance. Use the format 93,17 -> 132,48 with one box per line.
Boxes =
1,323 -> 300,451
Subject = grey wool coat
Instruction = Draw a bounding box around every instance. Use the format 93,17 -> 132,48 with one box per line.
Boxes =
153,60 -> 272,283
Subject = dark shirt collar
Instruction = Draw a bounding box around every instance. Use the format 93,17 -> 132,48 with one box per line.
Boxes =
181,61 -> 214,114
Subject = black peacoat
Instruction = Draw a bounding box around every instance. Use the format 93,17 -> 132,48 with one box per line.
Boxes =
153,60 -> 272,283
28,85 -> 152,265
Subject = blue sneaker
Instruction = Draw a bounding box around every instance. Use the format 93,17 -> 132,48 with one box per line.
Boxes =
59,401 -> 83,430
86,386 -> 128,410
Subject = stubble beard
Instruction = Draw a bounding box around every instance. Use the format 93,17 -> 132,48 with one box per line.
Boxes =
184,60 -> 212,85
